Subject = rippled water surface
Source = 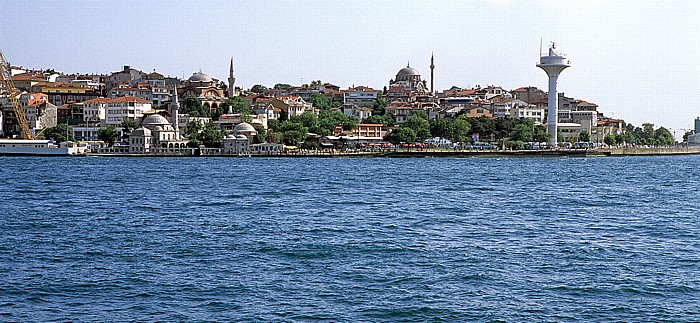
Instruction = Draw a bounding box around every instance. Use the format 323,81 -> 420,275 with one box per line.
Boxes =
1,156 -> 700,321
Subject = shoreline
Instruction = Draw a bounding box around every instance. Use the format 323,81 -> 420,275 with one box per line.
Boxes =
75,147 -> 700,158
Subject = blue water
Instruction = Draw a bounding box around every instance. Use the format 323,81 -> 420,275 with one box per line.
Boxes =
1,156 -> 699,321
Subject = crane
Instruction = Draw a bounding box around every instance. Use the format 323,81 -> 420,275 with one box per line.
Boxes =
0,50 -> 32,139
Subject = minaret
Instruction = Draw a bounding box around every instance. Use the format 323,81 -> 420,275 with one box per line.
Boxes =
537,42 -> 570,147
430,52 -> 435,94
227,57 -> 236,97
172,87 -> 180,140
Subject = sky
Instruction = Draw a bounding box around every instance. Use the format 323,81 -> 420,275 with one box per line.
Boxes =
1,0 -> 699,131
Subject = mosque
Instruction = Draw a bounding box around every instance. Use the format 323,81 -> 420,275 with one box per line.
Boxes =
389,54 -> 435,94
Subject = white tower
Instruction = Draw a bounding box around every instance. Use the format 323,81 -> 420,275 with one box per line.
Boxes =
537,42 -> 570,146
172,87 -> 181,140
228,57 -> 236,97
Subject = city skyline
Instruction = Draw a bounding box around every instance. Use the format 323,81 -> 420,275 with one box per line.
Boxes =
1,0 -> 698,130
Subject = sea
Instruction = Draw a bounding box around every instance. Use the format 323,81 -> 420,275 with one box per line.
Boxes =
1,155 -> 699,322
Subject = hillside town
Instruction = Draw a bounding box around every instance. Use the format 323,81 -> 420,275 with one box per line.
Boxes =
0,54 -> 683,156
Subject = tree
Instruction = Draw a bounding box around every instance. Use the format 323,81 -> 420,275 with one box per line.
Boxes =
654,127 -> 674,145
310,80 -> 322,87
511,123 -> 533,142
280,120 -> 309,146
603,133 -> 616,146
221,96 -> 249,114
308,92 -> 332,110
533,125 -> 549,142
579,130 -> 591,142
402,115 -> 430,141
201,124 -> 223,147
372,97 -> 388,116
274,83 -> 292,90
384,127 -> 417,144
182,95 -> 207,117
362,115 -> 388,125
290,112 -> 319,129
43,123 -> 72,143
318,109 -> 357,132
251,84 -> 268,93
97,125 -> 118,147
449,118 -> 471,143
121,119 -> 139,138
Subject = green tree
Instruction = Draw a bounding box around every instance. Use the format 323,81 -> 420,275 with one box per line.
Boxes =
290,112 -> 319,129
274,83 -> 292,90
402,115 -> 430,141
43,123 -> 72,143
221,96 -> 249,114
654,127 -> 674,145
511,123 -> 533,142
384,127 -> 417,144
603,133 -> 616,146
362,115 -> 388,125
308,92 -> 332,110
533,125 -> 549,142
449,118 -> 471,143
280,120 -> 309,146
430,118 -> 450,138
182,95 -> 207,117
97,125 -> 118,147
372,97 -> 388,116
318,109 -> 357,132
121,119 -> 139,138
251,84 -> 268,93
578,130 -> 591,142
201,124 -> 223,147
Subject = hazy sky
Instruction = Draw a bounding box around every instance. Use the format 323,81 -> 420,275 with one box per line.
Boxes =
1,0 -> 698,130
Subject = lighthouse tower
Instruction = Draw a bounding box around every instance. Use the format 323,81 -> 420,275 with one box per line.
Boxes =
537,42 -> 570,147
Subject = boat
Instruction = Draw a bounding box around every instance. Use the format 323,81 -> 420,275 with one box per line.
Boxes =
0,139 -> 89,156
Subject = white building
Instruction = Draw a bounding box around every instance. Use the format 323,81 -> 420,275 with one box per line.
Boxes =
341,103 -> 372,121
105,96 -> 152,126
343,86 -> 378,107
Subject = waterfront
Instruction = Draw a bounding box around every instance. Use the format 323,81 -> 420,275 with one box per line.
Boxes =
1,156 -> 699,321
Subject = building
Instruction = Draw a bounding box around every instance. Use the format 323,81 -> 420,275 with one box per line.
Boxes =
341,103 -> 372,121
343,86 -> 378,107
389,63 -> 428,94
129,113 -> 186,154
222,122 -> 257,154
105,66 -> 145,90
177,71 -> 225,113
104,96 -> 152,126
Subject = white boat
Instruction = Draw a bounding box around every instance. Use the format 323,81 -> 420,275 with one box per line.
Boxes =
0,139 -> 89,156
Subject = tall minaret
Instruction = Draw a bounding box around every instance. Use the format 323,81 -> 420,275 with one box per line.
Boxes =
227,56 -> 236,97
172,87 -> 180,140
430,52 -> 435,94
537,42 -> 570,147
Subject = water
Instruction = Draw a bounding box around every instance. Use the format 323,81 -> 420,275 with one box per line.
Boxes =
1,155 -> 699,321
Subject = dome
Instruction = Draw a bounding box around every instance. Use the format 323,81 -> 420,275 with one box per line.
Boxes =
397,66 -> 420,77
154,126 -> 163,131
236,134 -> 248,140
233,122 -> 257,134
188,72 -> 213,83
142,114 -> 170,126
131,127 -> 151,136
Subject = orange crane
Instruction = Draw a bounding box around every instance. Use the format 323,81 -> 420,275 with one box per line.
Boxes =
0,50 -> 32,139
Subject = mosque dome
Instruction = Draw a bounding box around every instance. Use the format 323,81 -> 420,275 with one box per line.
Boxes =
233,122 -> 256,134
154,126 -> 164,131
188,72 -> 214,83
131,127 -> 151,136
142,114 -> 171,126
397,66 -> 420,78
